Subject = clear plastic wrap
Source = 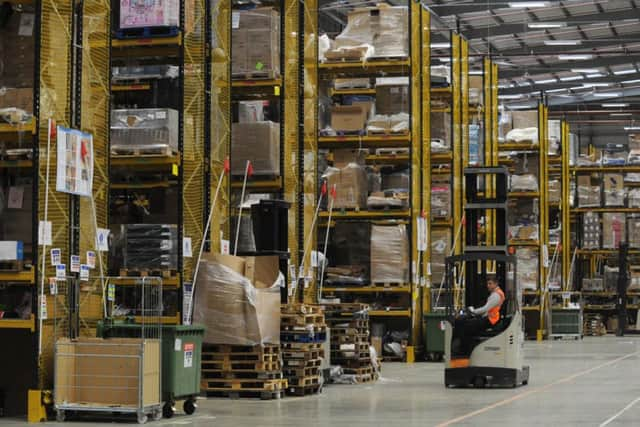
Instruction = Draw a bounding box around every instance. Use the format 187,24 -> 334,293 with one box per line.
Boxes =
382,170 -> 409,192
119,0 -> 179,29
602,150 -> 627,166
603,174 -> 626,206
505,127 -> 538,143
578,185 -> 601,208
582,212 -> 600,249
112,65 -> 179,81
325,221 -> 370,284
375,78 -> 409,115
116,224 -> 179,271
231,8 -> 280,77
548,120 -> 561,155
629,189 -> 640,208
370,224 -> 409,283
548,180 -> 561,204
431,182 -> 451,219
516,248 -> 538,291
628,216 -> 640,248
603,213 -> 626,249
430,66 -> 451,85
508,199 -> 539,241
510,174 -> 539,192
367,191 -> 408,209
322,164 -> 368,209
193,253 -> 282,345
431,229 -> 451,285
431,112 -> 451,152
231,121 -> 280,176
628,149 -> 640,165
111,108 -> 179,152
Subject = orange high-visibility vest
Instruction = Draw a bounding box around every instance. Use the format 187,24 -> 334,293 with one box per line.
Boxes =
488,287 -> 505,325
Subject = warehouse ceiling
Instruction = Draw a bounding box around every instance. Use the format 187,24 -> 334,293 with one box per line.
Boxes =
424,0 -> 640,133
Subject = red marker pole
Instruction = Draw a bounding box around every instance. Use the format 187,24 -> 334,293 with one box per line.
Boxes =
233,160 -> 252,256
187,157 -> 230,323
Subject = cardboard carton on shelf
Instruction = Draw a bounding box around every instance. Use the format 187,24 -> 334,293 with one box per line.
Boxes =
193,253 -> 281,345
603,173 -> 625,206
231,8 -> 280,78
603,212 -> 626,249
323,164 -> 368,209
548,180 -> 561,204
512,110 -> 539,130
231,121 -> 280,176
238,101 -> 265,123
469,76 -> 483,106
627,217 -> 640,248
0,241 -> 23,261
0,12 -> 36,89
370,224 -> 409,283
330,105 -> 367,133
0,88 -> 33,114
118,0 -> 179,28
431,229 -> 452,285
375,77 -> 409,115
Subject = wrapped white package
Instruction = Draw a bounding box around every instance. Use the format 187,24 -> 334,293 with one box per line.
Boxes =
506,127 -> 538,143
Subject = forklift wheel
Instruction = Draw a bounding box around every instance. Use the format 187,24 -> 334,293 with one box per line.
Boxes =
183,399 -> 197,415
473,376 -> 486,388
163,402 -> 175,419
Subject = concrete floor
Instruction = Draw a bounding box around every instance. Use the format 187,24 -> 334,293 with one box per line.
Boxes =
3,336 -> 640,426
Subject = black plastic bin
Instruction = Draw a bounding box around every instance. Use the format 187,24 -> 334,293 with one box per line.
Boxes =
251,199 -> 290,252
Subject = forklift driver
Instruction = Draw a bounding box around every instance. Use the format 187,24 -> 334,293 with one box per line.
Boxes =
452,274 -> 505,356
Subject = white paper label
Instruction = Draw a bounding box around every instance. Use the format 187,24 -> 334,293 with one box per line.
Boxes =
417,217 -> 427,252
8,186 -> 24,209
107,283 -> 115,301
40,295 -> 47,320
156,111 -> 167,119
49,278 -> 57,295
183,237 -> 193,257
542,245 -> 550,268
80,265 -> 90,281
55,264 -> 66,280
311,251 -> 318,268
175,338 -> 182,351
96,228 -> 110,251
39,221 -> 52,246
232,12 -> 240,29
50,248 -> 61,266
86,251 -> 96,269
184,343 -> 194,368
70,255 -> 80,273
19,13 -> 35,36
221,239 -> 230,255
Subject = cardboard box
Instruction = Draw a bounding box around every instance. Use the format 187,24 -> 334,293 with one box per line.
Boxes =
549,180 -> 561,204
0,88 -> 33,114
431,180 -> 451,219
0,241 -> 23,261
333,148 -> 367,167
334,78 -> 371,90
194,253 -> 281,345
246,28 -> 279,75
331,105 -> 367,133
578,185 -> 601,208
235,7 -> 278,30
55,337 -> 160,407
2,185 -> 33,263
603,213 -> 626,249
513,153 -> 539,175
232,9 -> 280,77
431,112 -> 451,149
371,336 -> 383,358
375,77 -> 409,115
231,121 -> 280,176
231,29 -> 249,74
469,76 -> 483,105
512,110 -> 538,129
370,224 -> 409,283
603,174 -> 625,206
323,164 -> 368,209
238,101 -> 264,123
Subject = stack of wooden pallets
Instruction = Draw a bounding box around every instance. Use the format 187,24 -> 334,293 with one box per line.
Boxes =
321,303 -> 379,383
280,304 -> 326,396
200,343 -> 287,400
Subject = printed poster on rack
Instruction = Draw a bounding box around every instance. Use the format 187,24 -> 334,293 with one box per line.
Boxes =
56,126 -> 94,197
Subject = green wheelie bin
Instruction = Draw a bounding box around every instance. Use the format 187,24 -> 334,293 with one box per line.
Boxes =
97,320 -> 205,418
423,312 -> 448,361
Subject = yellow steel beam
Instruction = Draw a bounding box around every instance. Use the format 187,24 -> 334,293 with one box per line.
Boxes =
210,0 -> 231,251
421,8 -> 432,315
451,33 -> 462,256
461,38 -> 469,169
561,121 -> 571,290
538,104 -> 549,339
284,0 -> 302,301
303,0 -> 318,303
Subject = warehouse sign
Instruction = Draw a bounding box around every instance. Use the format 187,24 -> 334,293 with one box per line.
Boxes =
56,126 -> 94,197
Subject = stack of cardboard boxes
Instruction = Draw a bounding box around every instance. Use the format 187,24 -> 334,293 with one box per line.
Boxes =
370,225 -> 409,284
231,121 -> 280,177
323,150 -> 368,210
231,8 -> 280,79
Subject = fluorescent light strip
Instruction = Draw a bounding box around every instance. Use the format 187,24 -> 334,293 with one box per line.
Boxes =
622,79 -> 640,84
624,127 -> 640,131
431,43 -> 450,49
508,2 -> 550,8
507,104 -> 536,109
560,76 -> 584,82
469,70 -> 484,75
613,69 -> 637,75
559,54 -> 593,61
571,68 -> 600,74
528,22 -> 566,29
611,113 -> 632,116
546,88 -> 567,93
582,83 -> 610,87
534,79 -> 557,84
544,40 -> 582,46
498,94 -> 524,100
586,73 -> 607,79
602,103 -> 629,108
593,92 -> 622,97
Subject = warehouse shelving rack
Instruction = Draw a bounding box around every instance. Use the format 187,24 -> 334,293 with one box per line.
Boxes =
497,104 -> 549,339
564,130 -> 640,334
106,0 -> 207,325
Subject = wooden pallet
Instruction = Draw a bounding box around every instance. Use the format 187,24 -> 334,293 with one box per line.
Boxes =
281,304 -> 324,315
0,260 -> 23,272
232,70 -> 279,81
375,147 -> 410,156
281,342 -> 324,351
114,25 -> 179,40
331,342 -> 370,352
331,327 -> 369,336
332,334 -> 369,344
201,360 -> 282,372
367,129 -> 410,137
282,349 -> 324,361
283,366 -> 320,378
281,324 -> 327,333
285,383 -> 322,397
286,375 -> 320,388
280,331 -> 327,343
281,313 -> 326,327
201,378 -> 287,391
204,390 -> 283,400
202,369 -> 283,380
118,268 -> 178,279
3,149 -> 33,160
283,358 -> 322,368
343,366 -> 373,376
202,351 -> 281,363
203,343 -> 281,354
111,144 -> 176,157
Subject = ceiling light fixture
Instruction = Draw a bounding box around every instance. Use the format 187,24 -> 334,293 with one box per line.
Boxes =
560,76 -> 584,82
544,40 -> 582,46
528,22 -> 566,29
508,2 -> 550,8
613,69 -> 637,75
559,54 -> 593,61
498,94 -> 525,99
546,88 -> 567,93
624,126 -> 640,131
430,43 -> 450,49
507,104 -> 536,109
611,113 -> 632,117
593,92 -> 622,97
534,79 -> 557,84
602,103 -> 630,108
586,73 -> 607,79
582,83 -> 610,88
469,70 -> 484,75
571,68 -> 600,74
622,79 -> 640,84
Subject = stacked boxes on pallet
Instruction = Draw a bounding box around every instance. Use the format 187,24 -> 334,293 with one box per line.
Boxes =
200,344 -> 286,400
322,303 -> 379,383
280,304 -> 327,396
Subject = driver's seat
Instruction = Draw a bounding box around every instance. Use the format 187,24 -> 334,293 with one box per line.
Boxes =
477,314 -> 513,338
